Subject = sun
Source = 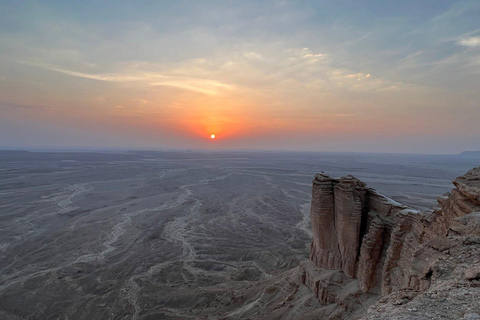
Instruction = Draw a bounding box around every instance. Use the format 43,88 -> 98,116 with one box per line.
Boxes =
210,134 -> 216,139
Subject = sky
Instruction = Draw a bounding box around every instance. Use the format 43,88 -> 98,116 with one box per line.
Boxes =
1,0 -> 479,154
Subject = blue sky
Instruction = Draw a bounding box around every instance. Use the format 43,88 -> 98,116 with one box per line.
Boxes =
1,1 -> 479,153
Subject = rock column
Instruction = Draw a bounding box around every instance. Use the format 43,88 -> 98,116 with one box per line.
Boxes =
309,174 -> 342,269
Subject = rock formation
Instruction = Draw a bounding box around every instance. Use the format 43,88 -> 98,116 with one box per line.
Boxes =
301,167 -> 480,319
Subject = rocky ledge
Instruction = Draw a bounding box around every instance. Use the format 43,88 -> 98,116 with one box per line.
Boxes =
300,167 -> 480,319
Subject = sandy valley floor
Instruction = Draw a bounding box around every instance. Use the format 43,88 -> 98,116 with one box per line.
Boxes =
0,150 -> 478,319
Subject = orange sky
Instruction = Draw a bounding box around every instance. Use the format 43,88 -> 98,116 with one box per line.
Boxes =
1,1 -> 480,153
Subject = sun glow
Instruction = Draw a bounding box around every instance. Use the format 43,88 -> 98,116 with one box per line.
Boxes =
210,134 -> 216,139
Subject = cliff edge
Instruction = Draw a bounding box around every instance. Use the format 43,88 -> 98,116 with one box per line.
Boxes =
300,167 -> 480,319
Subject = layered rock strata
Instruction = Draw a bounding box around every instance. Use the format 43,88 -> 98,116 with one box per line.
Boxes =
301,167 -> 480,319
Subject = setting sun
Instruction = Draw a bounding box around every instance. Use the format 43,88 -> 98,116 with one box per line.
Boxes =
210,134 -> 216,139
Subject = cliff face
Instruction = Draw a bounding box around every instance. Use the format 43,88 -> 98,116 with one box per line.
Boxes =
307,173 -> 413,295
301,167 -> 480,319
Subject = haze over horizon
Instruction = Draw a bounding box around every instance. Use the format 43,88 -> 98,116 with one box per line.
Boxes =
1,1 -> 480,154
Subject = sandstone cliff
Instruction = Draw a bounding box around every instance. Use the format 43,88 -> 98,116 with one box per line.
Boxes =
301,167 -> 480,319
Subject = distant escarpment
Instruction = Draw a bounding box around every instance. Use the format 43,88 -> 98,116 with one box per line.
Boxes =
300,167 -> 480,319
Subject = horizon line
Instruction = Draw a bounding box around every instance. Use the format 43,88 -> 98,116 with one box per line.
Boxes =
0,147 -> 478,157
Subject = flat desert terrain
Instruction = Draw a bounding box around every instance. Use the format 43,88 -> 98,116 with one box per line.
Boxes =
0,150 -> 478,319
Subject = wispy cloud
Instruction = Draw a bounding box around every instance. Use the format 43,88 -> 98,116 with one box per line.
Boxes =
301,48 -> 325,61
1,102 -> 35,109
243,52 -> 265,60
23,62 -> 236,96
458,36 -> 480,47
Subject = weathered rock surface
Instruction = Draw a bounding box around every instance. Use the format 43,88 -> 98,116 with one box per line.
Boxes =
465,266 -> 480,281
309,174 -> 342,270
302,166 -> 480,319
